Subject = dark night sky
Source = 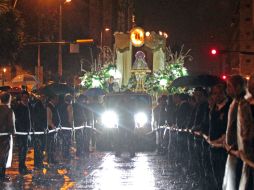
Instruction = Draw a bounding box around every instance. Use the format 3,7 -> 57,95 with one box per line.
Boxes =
135,0 -> 239,74
16,0 -> 239,77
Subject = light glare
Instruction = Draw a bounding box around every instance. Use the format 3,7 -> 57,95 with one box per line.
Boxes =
134,112 -> 148,128
101,111 -> 118,128
92,78 -> 101,88
159,78 -> 167,86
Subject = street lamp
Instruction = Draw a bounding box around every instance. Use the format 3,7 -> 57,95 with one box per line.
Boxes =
2,68 -> 6,86
100,27 -> 110,49
58,0 -> 71,79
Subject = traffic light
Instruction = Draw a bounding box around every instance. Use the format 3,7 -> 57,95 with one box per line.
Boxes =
76,39 -> 94,43
210,48 -> 218,55
222,75 -> 227,80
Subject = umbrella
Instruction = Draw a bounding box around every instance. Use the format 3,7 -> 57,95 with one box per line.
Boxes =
83,88 -> 106,96
170,76 -> 196,88
194,74 -> 226,87
171,74 -> 225,88
11,74 -> 39,85
0,86 -> 11,92
38,83 -> 74,96
11,74 -> 40,91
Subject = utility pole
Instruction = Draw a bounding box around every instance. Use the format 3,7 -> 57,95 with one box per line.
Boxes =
58,2 -> 63,79
37,1 -> 41,83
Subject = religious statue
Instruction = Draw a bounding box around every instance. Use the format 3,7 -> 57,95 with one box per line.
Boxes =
132,51 -> 149,70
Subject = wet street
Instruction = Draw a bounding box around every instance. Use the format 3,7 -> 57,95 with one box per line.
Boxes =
1,146 -> 218,190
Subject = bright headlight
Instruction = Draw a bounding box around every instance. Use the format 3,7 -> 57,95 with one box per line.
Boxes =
134,112 -> 148,128
101,110 -> 118,128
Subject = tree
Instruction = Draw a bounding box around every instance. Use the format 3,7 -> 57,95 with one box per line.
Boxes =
0,0 -> 9,14
0,7 -> 24,64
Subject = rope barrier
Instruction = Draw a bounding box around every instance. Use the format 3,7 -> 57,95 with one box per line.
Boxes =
158,125 -> 254,169
0,133 -> 11,136
0,125 -> 92,136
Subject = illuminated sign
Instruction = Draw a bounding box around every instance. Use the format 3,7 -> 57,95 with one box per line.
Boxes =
130,27 -> 145,47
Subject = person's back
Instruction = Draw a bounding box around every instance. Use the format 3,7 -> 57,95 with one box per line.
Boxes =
115,96 -> 136,157
176,94 -> 192,129
29,98 -> 47,132
14,101 -> 30,132
58,101 -> 70,127
154,96 -> 168,126
191,88 -> 209,134
209,99 -> 231,141
0,92 -> 15,180
0,105 -> 15,134
89,96 -> 104,125
118,97 -> 135,129
73,95 -> 88,127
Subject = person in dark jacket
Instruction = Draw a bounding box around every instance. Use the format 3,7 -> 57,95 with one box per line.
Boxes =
89,96 -> 104,151
190,87 -> 210,178
153,95 -> 168,154
208,83 -> 231,189
176,93 -> 192,130
14,91 -> 31,174
58,94 -> 74,160
115,96 -> 136,157
73,95 -> 87,157
175,94 -> 192,164
191,87 -> 210,134
46,94 -> 60,164
0,92 -> 15,181
29,94 -> 47,169
154,95 -> 168,127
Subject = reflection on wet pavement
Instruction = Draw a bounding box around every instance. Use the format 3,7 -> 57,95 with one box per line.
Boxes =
1,149 -> 216,190
76,153 -> 156,190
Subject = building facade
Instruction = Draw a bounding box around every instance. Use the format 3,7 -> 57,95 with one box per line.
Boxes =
228,0 -> 254,77
88,0 -> 134,48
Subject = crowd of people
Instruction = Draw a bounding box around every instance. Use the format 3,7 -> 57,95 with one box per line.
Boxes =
154,74 -> 254,190
0,74 -> 254,189
0,91 -> 98,182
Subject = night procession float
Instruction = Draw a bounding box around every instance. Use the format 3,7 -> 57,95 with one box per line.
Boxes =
79,27 -> 192,152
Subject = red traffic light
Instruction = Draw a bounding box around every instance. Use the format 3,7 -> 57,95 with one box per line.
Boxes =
210,48 -> 217,55
222,75 -> 227,80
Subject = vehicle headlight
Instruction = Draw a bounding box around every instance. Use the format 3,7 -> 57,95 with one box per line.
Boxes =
101,110 -> 118,128
134,112 -> 148,128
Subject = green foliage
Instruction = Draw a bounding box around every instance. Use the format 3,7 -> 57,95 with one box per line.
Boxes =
144,63 -> 188,94
142,45 -> 191,95
80,64 -> 117,92
0,8 -> 24,62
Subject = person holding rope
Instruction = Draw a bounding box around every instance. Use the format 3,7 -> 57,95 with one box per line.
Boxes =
0,92 -> 15,181
175,93 -> 192,166
73,94 -> 88,157
153,95 -> 168,154
46,94 -> 60,164
115,96 -> 136,157
29,94 -> 47,170
208,83 -> 231,189
58,94 -> 74,160
223,75 -> 246,190
190,87 -> 210,180
83,96 -> 93,154
14,90 -> 32,175
237,74 -> 254,189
